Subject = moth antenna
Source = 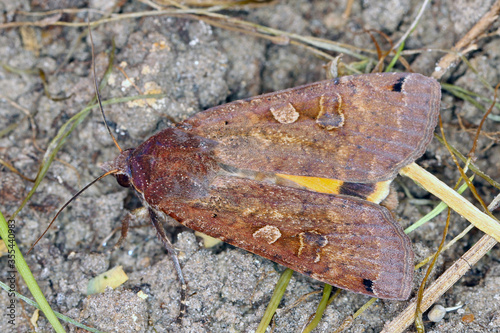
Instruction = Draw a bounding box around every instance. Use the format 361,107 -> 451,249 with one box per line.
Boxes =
27,169 -> 119,254
87,18 -> 122,153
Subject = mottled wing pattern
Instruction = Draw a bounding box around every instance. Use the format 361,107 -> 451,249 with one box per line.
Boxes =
145,175 -> 414,300
179,73 -> 441,183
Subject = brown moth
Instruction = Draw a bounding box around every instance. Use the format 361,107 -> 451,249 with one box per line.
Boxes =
102,72 -> 440,309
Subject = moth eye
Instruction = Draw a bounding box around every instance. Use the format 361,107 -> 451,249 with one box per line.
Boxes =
116,173 -> 131,188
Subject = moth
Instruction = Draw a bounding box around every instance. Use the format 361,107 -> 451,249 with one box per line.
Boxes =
101,72 -> 440,312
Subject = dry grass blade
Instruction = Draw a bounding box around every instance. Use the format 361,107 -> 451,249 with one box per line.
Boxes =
0,6 -> 376,63
400,163 -> 500,242
0,158 -> 35,182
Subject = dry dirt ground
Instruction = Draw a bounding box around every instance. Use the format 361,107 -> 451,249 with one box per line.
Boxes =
1,0 -> 500,332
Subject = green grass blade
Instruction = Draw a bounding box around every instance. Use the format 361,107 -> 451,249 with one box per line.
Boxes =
0,211 -> 66,332
256,268 -> 293,333
302,284 -> 333,333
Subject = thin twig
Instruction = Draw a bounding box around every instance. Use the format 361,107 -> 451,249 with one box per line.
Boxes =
433,0 -> 500,79
382,234 -> 497,332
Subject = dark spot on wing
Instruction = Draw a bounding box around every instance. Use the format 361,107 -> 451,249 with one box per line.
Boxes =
392,76 -> 406,92
363,278 -> 374,293
303,232 -> 328,247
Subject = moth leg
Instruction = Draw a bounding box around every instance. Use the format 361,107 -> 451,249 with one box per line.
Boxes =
113,207 -> 149,249
113,212 -> 131,249
148,208 -> 187,324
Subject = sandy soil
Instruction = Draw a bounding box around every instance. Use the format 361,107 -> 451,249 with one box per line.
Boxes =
0,0 -> 499,332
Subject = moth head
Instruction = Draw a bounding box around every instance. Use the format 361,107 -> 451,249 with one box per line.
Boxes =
101,148 -> 134,188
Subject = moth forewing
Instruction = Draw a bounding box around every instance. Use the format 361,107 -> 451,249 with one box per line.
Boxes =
179,72 -> 440,183
166,176 -> 413,300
